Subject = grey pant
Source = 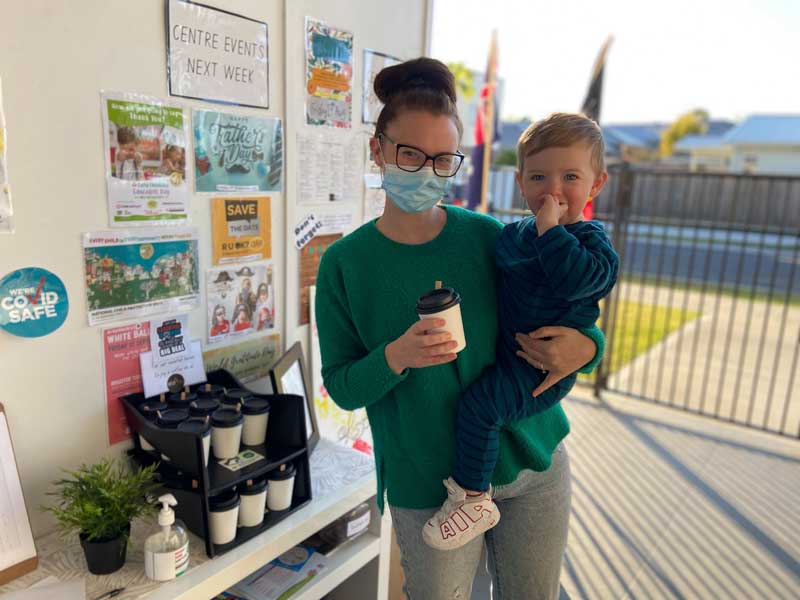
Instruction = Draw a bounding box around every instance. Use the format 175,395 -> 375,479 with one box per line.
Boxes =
390,444 -> 571,600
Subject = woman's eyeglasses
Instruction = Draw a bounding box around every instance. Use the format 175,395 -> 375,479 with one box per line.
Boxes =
378,133 -> 464,177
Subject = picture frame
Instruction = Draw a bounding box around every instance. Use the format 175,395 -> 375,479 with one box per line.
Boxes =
269,341 -> 319,452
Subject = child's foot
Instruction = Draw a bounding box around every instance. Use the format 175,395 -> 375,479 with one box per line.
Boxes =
422,477 -> 500,550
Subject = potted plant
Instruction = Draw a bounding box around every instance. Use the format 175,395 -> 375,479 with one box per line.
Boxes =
45,458 -> 159,575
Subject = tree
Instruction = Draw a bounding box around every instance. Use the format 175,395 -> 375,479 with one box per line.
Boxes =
493,148 -> 518,167
660,108 -> 709,157
447,62 -> 476,99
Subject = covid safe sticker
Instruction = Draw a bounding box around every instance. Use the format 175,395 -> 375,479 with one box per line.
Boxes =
0,267 -> 69,337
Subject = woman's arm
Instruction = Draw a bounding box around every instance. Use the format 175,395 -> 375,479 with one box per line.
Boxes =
315,256 -> 409,411
515,324 -> 605,397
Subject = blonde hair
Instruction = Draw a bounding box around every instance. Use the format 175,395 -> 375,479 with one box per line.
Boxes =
517,112 -> 605,173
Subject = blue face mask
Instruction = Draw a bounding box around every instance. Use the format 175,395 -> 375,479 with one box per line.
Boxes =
381,164 -> 453,213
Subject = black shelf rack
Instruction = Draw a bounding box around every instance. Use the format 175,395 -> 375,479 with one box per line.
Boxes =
122,369 -> 312,558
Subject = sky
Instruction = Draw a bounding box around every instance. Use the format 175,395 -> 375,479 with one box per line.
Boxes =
431,0 -> 800,125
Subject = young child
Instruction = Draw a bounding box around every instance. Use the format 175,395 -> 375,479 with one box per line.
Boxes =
209,304 -> 230,338
160,144 -> 184,176
255,283 -> 274,331
115,126 -> 143,180
232,303 -> 252,332
424,113 -> 619,550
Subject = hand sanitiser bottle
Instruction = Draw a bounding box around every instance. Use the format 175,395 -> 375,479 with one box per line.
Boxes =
144,493 -> 189,581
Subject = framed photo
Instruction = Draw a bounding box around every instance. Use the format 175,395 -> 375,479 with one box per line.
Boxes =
269,341 -> 319,452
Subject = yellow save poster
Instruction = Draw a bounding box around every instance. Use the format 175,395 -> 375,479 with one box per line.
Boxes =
211,196 -> 271,265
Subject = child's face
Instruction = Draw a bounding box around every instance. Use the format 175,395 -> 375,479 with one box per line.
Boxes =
516,142 -> 607,224
120,141 -> 137,155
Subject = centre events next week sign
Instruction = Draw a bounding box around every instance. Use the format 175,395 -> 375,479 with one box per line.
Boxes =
167,0 -> 269,109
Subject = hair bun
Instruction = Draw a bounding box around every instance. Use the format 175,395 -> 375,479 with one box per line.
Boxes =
374,57 -> 457,105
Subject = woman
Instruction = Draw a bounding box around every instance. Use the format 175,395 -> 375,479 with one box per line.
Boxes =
315,58 -> 604,599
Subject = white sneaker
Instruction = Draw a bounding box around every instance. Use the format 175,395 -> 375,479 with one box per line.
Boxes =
422,477 -> 500,550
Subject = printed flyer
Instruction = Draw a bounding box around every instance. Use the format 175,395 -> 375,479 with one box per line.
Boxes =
101,91 -> 190,226
0,76 -> 13,233
194,110 -> 283,192
299,233 -> 340,326
203,333 -> 281,384
304,18 -> 353,128
83,228 -> 200,326
207,263 -> 274,344
103,322 -> 151,445
211,196 -> 271,264
362,49 -> 400,124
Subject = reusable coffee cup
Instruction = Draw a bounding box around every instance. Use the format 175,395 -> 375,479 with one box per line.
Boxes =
238,477 -> 268,527
167,391 -> 197,408
177,417 -> 211,467
241,398 -> 271,446
139,401 -> 168,451
267,463 -> 296,512
210,406 -> 244,459
416,285 -> 467,353
196,383 -> 225,400
156,408 -> 190,462
189,397 -> 220,417
223,388 -> 253,407
209,490 -> 240,545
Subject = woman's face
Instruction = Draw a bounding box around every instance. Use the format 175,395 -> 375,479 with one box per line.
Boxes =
371,110 -> 460,170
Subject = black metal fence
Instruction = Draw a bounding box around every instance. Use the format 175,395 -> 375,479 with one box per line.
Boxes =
489,165 -> 800,438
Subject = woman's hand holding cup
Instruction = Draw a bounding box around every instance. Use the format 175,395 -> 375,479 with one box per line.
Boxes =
385,319 -> 459,374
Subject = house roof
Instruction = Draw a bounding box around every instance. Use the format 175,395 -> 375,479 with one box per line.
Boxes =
674,135 -> 728,151
723,115 -> 800,145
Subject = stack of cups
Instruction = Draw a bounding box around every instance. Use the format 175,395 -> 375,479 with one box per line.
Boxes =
167,390 -> 198,409
267,463 -> 296,512
209,490 -> 240,545
139,401 -> 167,451
210,405 -> 243,459
238,478 -> 268,527
177,416 -> 211,467
189,397 -> 220,418
241,398 -> 271,446
156,409 -> 189,462
223,388 -> 252,407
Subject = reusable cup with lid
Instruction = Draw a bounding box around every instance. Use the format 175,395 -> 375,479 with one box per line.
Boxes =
139,401 -> 168,451
177,416 -> 211,467
195,383 -> 225,400
167,390 -> 198,408
223,388 -> 253,407
238,478 -> 268,527
189,397 -> 220,418
209,490 -> 240,545
156,408 -> 189,462
267,463 -> 296,512
210,406 -> 243,459
241,397 -> 271,446
416,285 -> 466,353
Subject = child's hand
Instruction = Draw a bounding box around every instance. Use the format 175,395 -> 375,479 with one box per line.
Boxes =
536,195 -> 566,236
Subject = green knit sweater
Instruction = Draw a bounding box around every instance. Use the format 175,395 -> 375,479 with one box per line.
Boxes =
315,206 -> 604,512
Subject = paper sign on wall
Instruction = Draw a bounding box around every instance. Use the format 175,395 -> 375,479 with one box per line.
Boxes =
207,263 -> 274,343
0,77 -> 13,234
101,91 -> 190,226
294,214 -> 322,250
83,229 -> 200,326
296,132 -> 361,204
140,340 -> 206,397
212,196 -> 271,264
167,0 -> 269,109
203,333 -> 281,384
304,18 -> 353,128
193,110 -> 283,193
103,322 -> 151,446
362,49 -> 400,125
0,268 -> 69,338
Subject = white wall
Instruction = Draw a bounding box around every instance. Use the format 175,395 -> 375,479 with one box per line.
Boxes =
0,0 -> 427,537
730,145 -> 800,175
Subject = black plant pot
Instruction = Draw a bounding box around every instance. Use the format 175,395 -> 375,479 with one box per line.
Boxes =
79,524 -> 130,575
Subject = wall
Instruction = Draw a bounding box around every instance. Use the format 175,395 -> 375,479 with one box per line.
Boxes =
0,0 -> 427,537
730,145 -> 800,175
